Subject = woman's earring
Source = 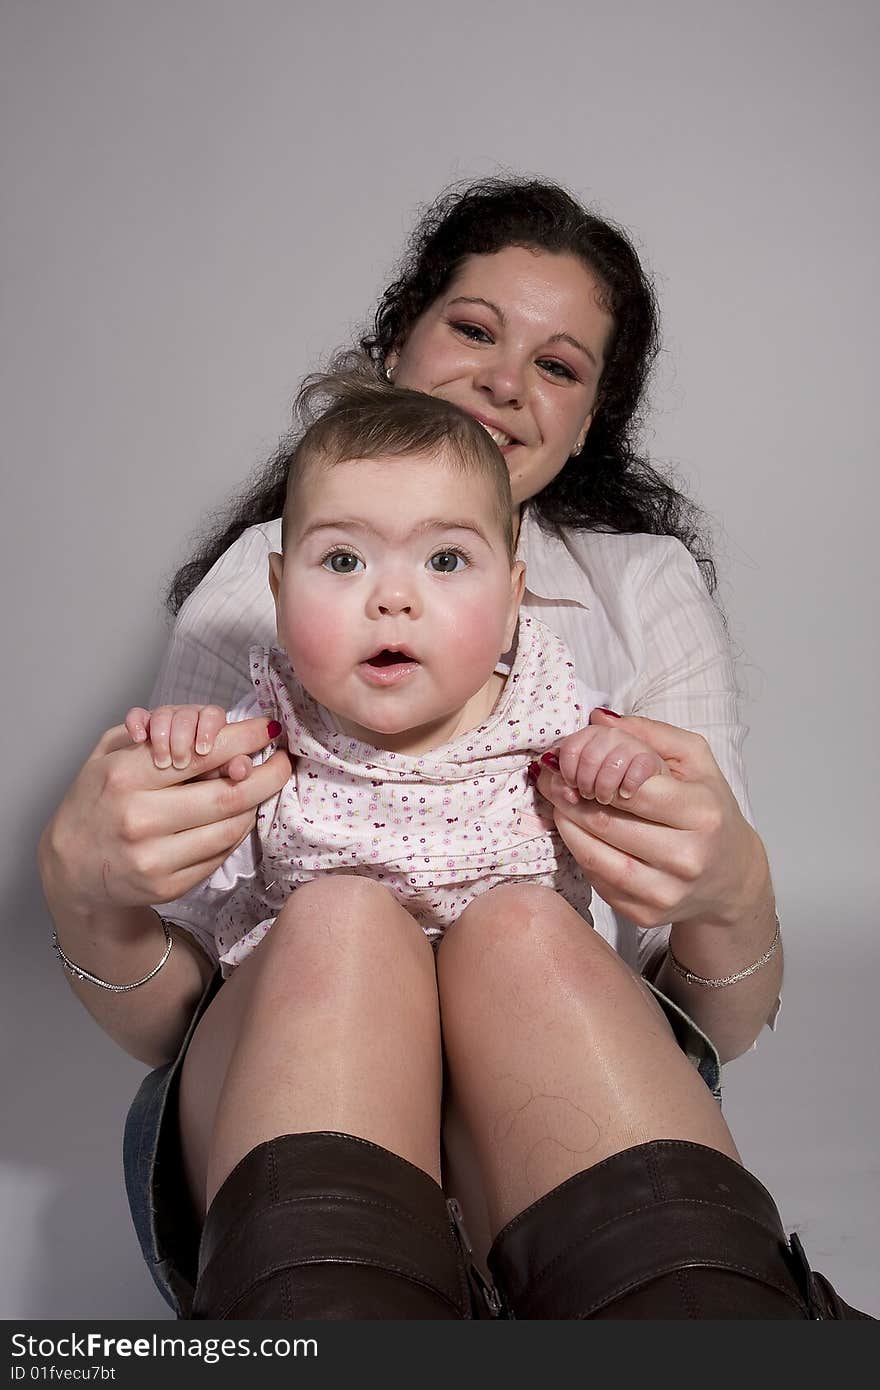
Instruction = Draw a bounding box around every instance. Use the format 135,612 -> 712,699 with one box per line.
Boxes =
385,364 -> 395,382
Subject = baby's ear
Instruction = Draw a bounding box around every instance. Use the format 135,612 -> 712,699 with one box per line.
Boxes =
503,561 -> 527,648
268,553 -> 285,645
268,552 -> 283,600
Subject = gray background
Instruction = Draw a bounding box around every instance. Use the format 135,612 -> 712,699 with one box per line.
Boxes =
2,0 -> 877,1317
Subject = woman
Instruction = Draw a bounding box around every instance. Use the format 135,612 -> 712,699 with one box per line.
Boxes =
39,178 -> 866,1319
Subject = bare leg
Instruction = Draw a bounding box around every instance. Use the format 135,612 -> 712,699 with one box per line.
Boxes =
436,884 -> 739,1237
178,874 -> 443,1220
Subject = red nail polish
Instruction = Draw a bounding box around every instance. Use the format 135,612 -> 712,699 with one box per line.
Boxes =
267,720 -> 282,738
595,707 -> 621,719
527,760 -> 540,784
540,752 -> 560,769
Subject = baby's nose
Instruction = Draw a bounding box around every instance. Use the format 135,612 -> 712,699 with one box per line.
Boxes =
368,572 -> 421,618
377,600 -> 412,615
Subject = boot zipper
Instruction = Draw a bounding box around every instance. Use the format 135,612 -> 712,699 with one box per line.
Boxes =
447,1197 -> 504,1318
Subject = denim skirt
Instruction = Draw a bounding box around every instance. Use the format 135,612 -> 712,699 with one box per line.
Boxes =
122,971 -> 721,1318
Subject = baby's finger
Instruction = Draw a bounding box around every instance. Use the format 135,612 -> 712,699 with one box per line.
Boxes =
146,707 -> 175,769
124,707 -> 150,745
555,736 -> 584,787
169,708 -> 200,770
574,742 -> 614,800
618,752 -> 665,801
593,753 -> 630,805
223,754 -> 254,783
192,753 -> 253,784
195,705 -> 228,757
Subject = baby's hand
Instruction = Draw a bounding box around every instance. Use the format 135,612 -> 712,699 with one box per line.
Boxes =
124,704 -> 232,772
541,723 -> 667,806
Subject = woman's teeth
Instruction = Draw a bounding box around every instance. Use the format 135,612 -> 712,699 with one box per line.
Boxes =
479,423 -> 513,448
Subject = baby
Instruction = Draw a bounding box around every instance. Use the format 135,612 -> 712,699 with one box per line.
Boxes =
128,376 -> 665,972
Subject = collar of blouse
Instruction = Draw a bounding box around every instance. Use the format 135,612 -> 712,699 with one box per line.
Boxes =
517,507 -> 591,611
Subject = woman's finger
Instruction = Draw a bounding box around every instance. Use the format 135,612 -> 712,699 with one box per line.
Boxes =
93,724 -> 142,757
101,716 -> 284,792
132,748 -> 291,837
157,847 -> 254,905
188,715 -> 284,780
558,793 -> 707,882
552,809 -> 681,927
536,758 -> 720,833
136,813 -> 261,901
534,767 -> 716,879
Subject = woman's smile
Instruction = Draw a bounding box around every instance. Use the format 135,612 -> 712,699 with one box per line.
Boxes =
390,245 -> 613,506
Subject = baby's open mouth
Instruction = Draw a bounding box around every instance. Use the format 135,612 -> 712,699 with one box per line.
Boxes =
365,649 -> 419,667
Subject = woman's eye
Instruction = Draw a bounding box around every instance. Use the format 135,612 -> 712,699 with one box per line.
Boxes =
322,551 -> 364,574
428,550 -> 468,574
451,321 -> 493,344
537,358 -> 577,381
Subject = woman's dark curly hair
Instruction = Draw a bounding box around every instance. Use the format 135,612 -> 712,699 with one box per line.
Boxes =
166,177 -> 715,613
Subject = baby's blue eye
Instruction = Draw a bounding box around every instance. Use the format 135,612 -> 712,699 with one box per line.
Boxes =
323,551 -> 363,574
429,550 -> 467,573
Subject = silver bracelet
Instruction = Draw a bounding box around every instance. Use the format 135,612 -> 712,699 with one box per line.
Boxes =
51,913 -> 174,992
667,917 -> 781,989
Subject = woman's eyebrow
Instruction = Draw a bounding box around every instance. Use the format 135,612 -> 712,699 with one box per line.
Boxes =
448,295 -> 505,321
448,297 -> 599,369
546,331 -> 600,370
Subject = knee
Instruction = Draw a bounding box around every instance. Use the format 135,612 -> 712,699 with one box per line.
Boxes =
276,872 -> 395,921
437,885 -> 654,1046
438,882 -> 607,985
267,874 -> 433,971
436,889 -> 631,1011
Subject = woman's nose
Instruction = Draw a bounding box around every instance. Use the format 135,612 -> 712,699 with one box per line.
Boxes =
473,351 -> 527,407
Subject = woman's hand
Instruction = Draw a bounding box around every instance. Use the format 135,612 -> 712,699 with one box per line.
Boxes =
532,709 -> 769,930
533,722 -> 668,806
39,718 -> 292,916
123,702 -> 269,781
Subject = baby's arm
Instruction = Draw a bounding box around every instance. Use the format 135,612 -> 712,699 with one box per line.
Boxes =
539,723 -> 668,806
124,703 -> 275,781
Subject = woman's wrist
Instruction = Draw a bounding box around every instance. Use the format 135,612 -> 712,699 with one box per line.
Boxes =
668,867 -> 777,981
48,902 -> 171,983
52,913 -> 173,992
676,823 -> 772,933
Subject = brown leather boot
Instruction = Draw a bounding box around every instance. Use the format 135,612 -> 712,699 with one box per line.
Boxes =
487,1140 -> 873,1319
192,1131 -> 472,1319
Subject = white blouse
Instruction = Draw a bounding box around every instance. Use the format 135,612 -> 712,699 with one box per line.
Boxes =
151,507 -> 755,981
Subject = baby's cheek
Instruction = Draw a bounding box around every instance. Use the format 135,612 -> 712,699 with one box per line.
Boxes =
281,608 -> 348,686
442,596 -> 509,681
